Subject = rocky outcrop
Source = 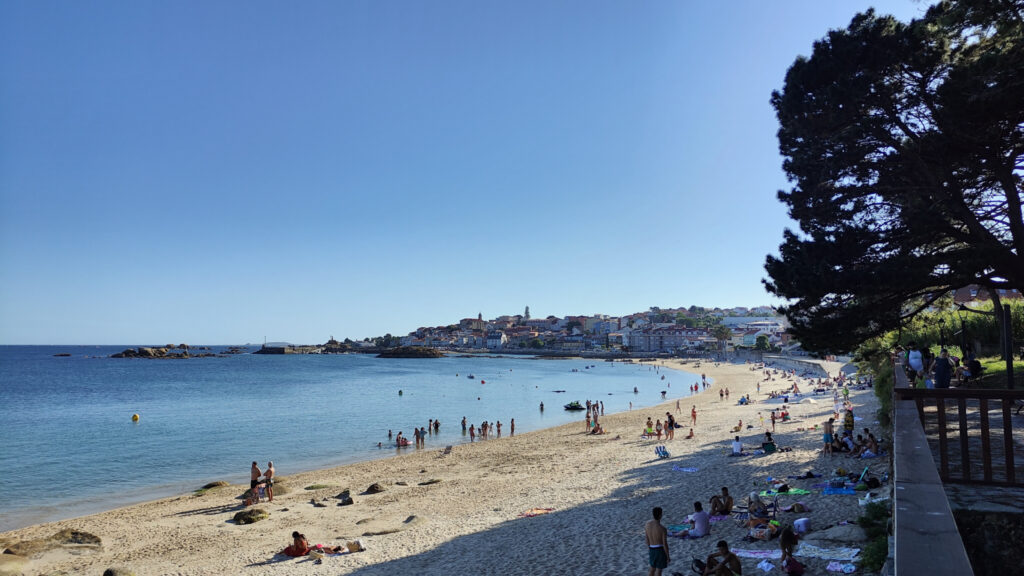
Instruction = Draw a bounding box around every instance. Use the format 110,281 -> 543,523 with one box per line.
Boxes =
377,347 -> 444,358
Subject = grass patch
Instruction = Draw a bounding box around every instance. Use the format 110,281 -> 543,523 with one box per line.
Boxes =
972,356 -> 1024,390
304,484 -> 332,490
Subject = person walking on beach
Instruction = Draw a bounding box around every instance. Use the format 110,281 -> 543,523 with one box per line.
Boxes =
265,461 -> 275,502
770,411 -> 776,432
719,389 -> 724,401
676,399 -> 681,412
645,506 -> 669,576
691,405 -> 697,427
510,418 -> 515,436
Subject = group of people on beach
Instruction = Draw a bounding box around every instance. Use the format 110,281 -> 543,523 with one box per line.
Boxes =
248,461 -> 275,503
646,505 -> 744,576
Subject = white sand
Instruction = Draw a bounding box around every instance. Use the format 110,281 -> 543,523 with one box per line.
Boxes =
1,359 -> 888,575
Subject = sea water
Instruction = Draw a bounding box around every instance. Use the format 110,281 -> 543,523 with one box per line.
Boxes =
0,346 -> 705,532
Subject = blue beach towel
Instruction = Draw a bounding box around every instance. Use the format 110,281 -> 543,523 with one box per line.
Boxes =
823,486 -> 857,495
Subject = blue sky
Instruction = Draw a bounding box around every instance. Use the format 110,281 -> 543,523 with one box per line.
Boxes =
0,1 -> 926,345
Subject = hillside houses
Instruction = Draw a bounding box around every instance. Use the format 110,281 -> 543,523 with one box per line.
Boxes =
387,306 -> 790,355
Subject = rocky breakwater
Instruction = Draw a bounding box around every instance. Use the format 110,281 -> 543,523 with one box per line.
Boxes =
376,346 -> 445,358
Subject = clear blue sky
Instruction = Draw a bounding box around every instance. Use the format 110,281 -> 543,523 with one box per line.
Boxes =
0,1 -> 926,345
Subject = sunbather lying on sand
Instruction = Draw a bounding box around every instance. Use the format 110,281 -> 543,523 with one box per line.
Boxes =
281,532 -> 343,557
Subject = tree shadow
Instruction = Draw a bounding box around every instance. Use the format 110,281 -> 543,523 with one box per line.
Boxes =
335,437 -> 868,576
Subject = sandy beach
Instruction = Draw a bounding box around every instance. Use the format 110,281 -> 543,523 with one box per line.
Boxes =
1,358 -> 888,576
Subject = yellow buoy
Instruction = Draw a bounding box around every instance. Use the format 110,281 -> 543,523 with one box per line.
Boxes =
132,413 -> 140,422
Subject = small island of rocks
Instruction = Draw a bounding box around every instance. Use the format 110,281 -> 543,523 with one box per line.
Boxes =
376,346 -> 445,358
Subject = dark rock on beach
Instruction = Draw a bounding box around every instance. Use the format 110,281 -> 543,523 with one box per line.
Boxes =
365,483 -> 385,494
102,568 -> 137,576
233,508 -> 268,524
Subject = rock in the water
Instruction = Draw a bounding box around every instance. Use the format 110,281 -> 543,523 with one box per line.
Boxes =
0,554 -> 29,576
366,483 -> 385,494
103,568 -> 137,576
233,508 -> 268,524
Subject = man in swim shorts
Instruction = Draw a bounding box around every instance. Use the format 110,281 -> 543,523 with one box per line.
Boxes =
645,506 -> 669,576
250,461 -> 262,490
265,461 -> 275,502
823,418 -> 835,457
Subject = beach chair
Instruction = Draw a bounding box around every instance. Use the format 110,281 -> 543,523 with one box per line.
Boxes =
655,445 -> 670,459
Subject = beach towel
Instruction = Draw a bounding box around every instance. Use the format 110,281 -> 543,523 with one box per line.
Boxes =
760,488 -> 811,497
733,549 -> 782,560
757,559 -> 776,573
823,486 -> 857,495
672,465 -> 699,472
826,561 -> 858,573
518,508 -> 554,517
709,515 -> 730,523
794,543 -> 860,561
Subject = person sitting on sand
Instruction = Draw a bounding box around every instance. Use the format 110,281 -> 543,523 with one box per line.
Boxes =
746,493 -> 770,527
703,539 -> 742,575
686,501 -> 711,538
709,487 -> 733,515
852,433 -> 879,458
731,420 -> 742,433
730,436 -> 744,456
685,428 -> 695,439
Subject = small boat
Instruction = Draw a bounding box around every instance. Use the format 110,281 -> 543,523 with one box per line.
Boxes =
564,401 -> 585,411
467,374 -> 475,379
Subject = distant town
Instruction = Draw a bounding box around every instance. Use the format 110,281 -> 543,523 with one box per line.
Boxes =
312,305 -> 795,356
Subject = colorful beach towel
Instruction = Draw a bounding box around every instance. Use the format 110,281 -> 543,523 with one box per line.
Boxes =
672,465 -> 699,472
709,515 -> 730,523
518,507 -> 554,517
827,561 -> 858,573
733,549 -> 782,560
795,543 -> 860,561
823,486 -> 857,495
760,488 -> 812,497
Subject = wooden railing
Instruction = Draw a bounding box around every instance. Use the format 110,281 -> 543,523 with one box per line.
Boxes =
894,372 -> 1024,487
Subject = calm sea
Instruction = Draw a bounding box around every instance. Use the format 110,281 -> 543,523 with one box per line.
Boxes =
0,346 -> 704,532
